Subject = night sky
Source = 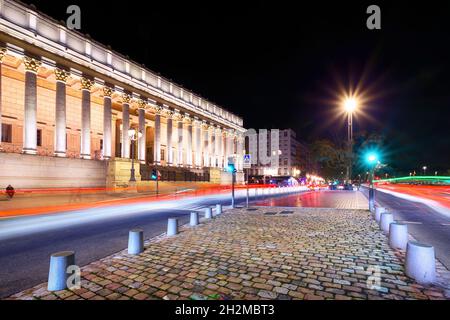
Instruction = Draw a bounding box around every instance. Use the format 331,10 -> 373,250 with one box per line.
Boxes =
20,0 -> 450,172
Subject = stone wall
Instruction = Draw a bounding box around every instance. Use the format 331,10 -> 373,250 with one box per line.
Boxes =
106,158 -> 141,191
0,152 -> 106,189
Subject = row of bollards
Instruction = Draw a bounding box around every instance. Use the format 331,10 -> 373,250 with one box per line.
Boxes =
373,205 -> 436,284
47,203 -> 225,292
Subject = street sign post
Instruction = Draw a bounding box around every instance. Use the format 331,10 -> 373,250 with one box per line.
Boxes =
243,154 -> 251,169
243,154 -> 251,207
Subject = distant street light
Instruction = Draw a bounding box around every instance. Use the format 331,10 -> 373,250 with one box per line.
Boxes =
343,97 -> 359,183
435,171 -> 438,176
422,166 -> 427,176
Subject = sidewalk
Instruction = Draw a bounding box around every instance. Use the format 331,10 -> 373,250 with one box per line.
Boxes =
8,206 -> 450,300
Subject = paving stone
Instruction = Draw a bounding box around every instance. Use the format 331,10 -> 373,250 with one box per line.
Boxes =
8,207 -> 450,301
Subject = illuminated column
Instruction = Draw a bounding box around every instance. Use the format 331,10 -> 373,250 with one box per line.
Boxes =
0,48 -> 6,149
153,106 -> 162,165
102,86 -> 113,160
185,115 -> 193,167
80,77 -> 93,159
226,129 -> 234,166
54,68 -> 70,157
176,113 -> 183,166
222,130 -> 227,168
194,119 -> 202,168
215,127 -> 222,168
202,121 -> 209,167
237,133 -> 244,171
138,99 -> 146,164
210,126 -> 216,167
121,94 -> 131,158
22,56 -> 41,155
165,110 -> 173,165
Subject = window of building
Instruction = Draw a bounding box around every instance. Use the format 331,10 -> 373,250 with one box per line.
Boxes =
100,139 -> 103,150
1,123 -> 12,143
161,149 -> 165,161
37,129 -> 42,147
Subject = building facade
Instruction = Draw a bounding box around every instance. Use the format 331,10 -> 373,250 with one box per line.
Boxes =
278,129 -> 301,176
0,0 -> 245,189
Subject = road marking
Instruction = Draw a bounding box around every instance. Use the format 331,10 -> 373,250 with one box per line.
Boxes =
441,223 -> 450,226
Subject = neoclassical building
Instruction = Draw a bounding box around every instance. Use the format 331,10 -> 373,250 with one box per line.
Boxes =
0,0 -> 245,190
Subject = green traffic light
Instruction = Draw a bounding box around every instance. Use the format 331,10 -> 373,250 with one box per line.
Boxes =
367,153 -> 378,163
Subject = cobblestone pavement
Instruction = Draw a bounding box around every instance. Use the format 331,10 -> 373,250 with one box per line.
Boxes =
7,207 -> 450,300
254,190 -> 369,210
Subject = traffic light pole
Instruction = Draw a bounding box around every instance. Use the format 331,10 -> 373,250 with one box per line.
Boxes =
156,176 -> 159,197
369,166 -> 375,212
151,168 -> 159,197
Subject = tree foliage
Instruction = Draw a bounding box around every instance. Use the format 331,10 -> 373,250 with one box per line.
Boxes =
310,139 -> 346,180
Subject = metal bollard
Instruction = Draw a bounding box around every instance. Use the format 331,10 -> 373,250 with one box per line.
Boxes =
190,212 -> 199,226
216,204 -> 222,215
405,241 -> 436,284
204,207 -> 213,219
374,206 -> 386,223
389,223 -> 408,250
167,218 -> 178,236
128,229 -> 144,255
380,212 -> 394,234
47,251 -> 75,291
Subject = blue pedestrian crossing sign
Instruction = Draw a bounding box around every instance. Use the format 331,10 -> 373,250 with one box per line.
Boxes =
243,154 -> 251,169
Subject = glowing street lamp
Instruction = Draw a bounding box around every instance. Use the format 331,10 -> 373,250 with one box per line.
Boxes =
344,98 -> 358,113
422,166 -> 427,176
343,97 -> 359,183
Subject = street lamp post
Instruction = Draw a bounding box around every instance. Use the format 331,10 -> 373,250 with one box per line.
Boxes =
367,153 -> 378,213
128,129 -> 142,183
422,166 -> 427,176
344,98 -> 357,183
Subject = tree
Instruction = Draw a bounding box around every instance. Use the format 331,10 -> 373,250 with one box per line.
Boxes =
310,139 -> 346,180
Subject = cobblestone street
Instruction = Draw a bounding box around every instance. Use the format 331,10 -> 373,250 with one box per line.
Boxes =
8,206 -> 450,300
253,190 -> 369,210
